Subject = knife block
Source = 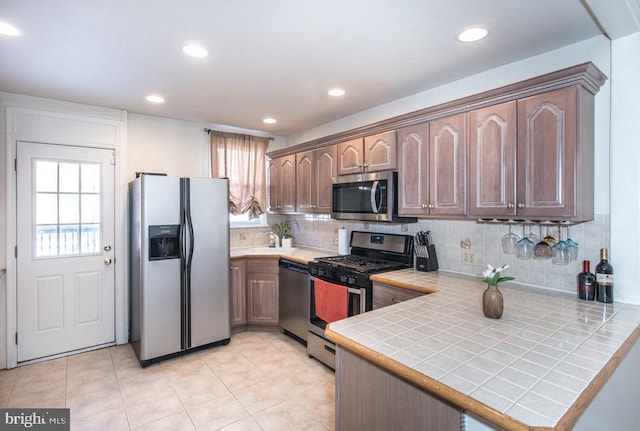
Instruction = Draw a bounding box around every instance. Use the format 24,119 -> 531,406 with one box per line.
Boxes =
415,244 -> 439,272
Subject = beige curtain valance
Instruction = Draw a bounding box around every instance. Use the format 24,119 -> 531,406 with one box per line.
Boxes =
210,131 -> 268,219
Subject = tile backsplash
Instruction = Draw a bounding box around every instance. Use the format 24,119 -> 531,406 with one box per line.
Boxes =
232,214 -> 610,296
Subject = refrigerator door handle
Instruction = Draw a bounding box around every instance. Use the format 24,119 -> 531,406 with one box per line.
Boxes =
184,178 -> 194,348
179,178 -> 189,350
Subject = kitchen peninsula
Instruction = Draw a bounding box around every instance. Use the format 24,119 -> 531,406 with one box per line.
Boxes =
326,270 -> 640,430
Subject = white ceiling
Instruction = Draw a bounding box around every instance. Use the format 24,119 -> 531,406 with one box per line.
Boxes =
0,1 -> 637,136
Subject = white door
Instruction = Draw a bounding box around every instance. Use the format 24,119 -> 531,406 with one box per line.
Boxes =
16,142 -> 116,362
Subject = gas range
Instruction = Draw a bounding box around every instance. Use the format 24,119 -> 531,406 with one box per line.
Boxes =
308,231 -> 414,288
307,231 -> 414,369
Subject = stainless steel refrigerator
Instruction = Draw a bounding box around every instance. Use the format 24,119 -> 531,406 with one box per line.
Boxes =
129,174 -> 230,366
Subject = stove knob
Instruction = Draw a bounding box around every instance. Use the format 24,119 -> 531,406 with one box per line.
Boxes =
310,267 -> 317,275
348,277 -> 356,285
340,275 -> 348,283
318,269 -> 326,277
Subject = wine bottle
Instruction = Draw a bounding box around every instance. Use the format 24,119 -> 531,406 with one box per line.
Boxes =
595,248 -> 613,303
577,260 -> 595,301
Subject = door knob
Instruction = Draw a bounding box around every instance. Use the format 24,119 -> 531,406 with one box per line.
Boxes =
104,258 -> 112,265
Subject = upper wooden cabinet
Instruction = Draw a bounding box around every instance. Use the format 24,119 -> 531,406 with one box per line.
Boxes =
516,86 -> 592,220
337,131 -> 397,175
468,86 -> 594,221
398,114 -> 466,217
468,101 -> 517,217
296,146 -> 337,213
397,123 -> 429,216
336,138 -> 364,175
429,114 -> 467,216
267,64 -> 605,222
267,154 -> 296,213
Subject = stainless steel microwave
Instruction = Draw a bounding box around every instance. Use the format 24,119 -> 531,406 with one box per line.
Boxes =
331,171 -> 416,223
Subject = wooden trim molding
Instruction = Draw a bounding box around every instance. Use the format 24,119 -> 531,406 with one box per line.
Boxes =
267,62 -> 607,159
369,275 -> 438,294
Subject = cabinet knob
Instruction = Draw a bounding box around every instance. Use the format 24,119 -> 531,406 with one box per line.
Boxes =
517,203 -> 525,209
428,204 -> 435,209
507,203 -> 515,209
363,163 -> 369,168
421,204 -> 428,209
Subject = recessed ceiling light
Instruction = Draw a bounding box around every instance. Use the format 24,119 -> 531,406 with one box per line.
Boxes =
457,27 -> 488,43
182,44 -> 208,58
263,118 -> 277,124
145,95 -> 165,103
328,88 -> 346,97
0,21 -> 21,37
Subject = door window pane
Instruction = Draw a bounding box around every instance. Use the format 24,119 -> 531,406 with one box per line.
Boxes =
35,194 -> 58,224
81,194 -> 100,223
35,225 -> 58,257
59,194 -> 79,224
59,162 -> 79,193
35,161 -> 58,192
33,159 -> 102,258
81,163 -> 100,193
81,224 -> 100,253
59,225 -> 80,254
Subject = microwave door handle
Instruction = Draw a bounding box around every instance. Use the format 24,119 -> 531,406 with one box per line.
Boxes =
370,180 -> 380,213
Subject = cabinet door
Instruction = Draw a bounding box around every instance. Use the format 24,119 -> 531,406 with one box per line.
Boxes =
230,260 -> 247,327
337,138 -> 364,175
468,101 -> 517,217
372,283 -> 423,310
429,113 -> 467,215
315,146 -> 337,213
517,87 -> 577,218
267,159 -> 279,212
364,131 -> 397,172
397,123 -> 429,216
279,155 -> 296,213
296,150 -> 315,213
246,273 -> 279,324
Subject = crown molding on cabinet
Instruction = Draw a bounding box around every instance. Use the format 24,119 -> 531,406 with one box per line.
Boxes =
267,62 -> 607,159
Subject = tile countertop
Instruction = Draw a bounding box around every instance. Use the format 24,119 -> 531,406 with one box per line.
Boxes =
325,269 -> 640,430
230,246 -> 335,265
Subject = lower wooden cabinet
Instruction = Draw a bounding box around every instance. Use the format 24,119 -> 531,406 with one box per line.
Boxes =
231,258 -> 279,327
230,260 -> 247,327
336,347 -> 462,431
372,282 -> 424,310
247,272 -> 279,324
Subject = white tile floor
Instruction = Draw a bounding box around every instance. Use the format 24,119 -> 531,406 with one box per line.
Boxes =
0,331 -> 336,431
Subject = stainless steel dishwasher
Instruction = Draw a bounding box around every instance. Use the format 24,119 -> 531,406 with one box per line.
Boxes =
278,258 -> 309,344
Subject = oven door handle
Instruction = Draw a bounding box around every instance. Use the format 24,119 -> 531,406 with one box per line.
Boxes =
370,180 -> 381,214
347,287 -> 366,314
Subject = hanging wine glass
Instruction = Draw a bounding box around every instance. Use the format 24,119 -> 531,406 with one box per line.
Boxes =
552,227 -> 570,265
565,225 -> 579,262
543,226 -> 557,245
526,224 -> 539,243
516,225 -> 534,260
501,224 -> 520,255
533,225 -> 552,259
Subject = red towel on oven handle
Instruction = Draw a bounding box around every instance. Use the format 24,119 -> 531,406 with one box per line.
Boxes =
314,278 -> 348,323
